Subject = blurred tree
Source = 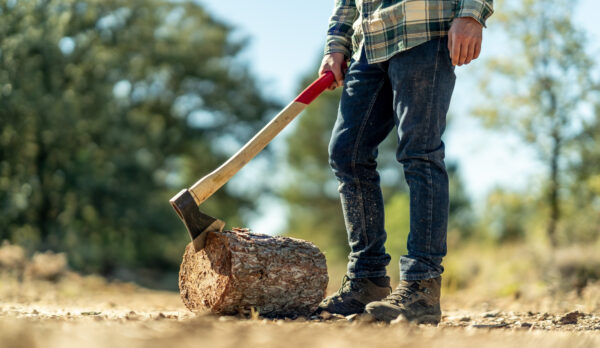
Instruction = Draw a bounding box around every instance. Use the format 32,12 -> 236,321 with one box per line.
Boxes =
474,0 -> 598,246
567,104 -> 600,242
480,189 -> 534,242
0,0 -> 275,283
447,162 -> 477,240
281,68 -> 474,267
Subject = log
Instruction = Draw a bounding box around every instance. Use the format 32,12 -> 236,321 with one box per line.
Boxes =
179,228 -> 328,318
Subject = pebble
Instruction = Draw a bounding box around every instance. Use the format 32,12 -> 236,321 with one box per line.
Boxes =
559,311 -> 584,325
483,310 -> 500,318
471,322 -> 508,329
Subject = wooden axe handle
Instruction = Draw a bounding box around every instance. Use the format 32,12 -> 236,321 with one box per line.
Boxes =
188,72 -> 335,205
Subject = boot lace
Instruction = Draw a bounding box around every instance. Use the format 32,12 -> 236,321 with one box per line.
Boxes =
385,281 -> 421,306
335,275 -> 353,296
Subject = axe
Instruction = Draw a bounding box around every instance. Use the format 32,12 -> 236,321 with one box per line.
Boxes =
170,71 -> 335,251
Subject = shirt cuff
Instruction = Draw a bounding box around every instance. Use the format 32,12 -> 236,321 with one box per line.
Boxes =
457,0 -> 494,28
324,38 -> 352,58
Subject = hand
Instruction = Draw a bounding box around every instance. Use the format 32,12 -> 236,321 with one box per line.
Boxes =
448,17 -> 483,66
319,53 -> 347,90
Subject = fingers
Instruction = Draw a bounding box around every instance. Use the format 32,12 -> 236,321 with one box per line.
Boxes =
451,34 -> 460,66
325,65 -> 343,90
448,17 -> 483,67
319,64 -> 337,90
448,34 -> 453,64
331,65 -> 344,88
319,53 -> 347,90
451,36 -> 483,66
464,41 -> 476,65
473,41 -> 481,60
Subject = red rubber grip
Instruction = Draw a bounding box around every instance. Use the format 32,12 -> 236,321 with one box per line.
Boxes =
294,71 -> 335,105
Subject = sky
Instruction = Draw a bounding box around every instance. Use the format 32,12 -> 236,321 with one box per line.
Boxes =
197,0 -> 600,234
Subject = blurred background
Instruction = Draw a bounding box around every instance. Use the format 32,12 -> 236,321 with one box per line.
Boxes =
1,0 -> 600,302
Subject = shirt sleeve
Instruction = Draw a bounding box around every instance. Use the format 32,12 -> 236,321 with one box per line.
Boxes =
324,0 -> 359,58
457,0 -> 494,27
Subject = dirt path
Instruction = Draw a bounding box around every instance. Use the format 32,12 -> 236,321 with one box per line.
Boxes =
1,275 -> 600,348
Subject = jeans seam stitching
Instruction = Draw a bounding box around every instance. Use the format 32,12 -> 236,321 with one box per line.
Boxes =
424,38 -> 442,255
351,78 -> 386,247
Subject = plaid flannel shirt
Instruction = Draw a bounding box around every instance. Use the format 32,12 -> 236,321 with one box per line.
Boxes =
325,0 -> 494,64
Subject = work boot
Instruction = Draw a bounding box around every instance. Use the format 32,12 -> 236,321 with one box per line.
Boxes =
365,276 -> 442,324
315,275 -> 391,316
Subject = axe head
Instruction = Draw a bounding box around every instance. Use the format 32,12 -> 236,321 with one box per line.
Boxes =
170,189 -> 225,251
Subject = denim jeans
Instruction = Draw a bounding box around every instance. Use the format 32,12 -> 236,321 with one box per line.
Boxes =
328,37 -> 456,281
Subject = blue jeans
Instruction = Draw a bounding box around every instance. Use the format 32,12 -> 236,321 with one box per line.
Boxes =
329,37 -> 456,281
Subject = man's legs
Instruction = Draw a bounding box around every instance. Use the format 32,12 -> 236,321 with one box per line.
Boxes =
329,53 -> 395,279
317,50 -> 395,315
366,37 -> 456,323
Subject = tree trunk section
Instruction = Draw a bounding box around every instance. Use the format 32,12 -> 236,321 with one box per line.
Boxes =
547,129 -> 561,247
179,228 -> 328,318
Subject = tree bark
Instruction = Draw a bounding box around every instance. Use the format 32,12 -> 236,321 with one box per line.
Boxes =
179,228 -> 328,318
547,129 -> 560,247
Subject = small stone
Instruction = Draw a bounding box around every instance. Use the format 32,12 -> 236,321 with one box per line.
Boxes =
539,312 -> 551,320
559,311 -> 584,325
520,322 -> 532,328
471,322 -> 508,329
446,315 -> 470,322
483,310 -> 500,318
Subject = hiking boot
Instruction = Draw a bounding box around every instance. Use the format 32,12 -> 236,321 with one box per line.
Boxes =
315,275 -> 391,316
365,276 -> 442,324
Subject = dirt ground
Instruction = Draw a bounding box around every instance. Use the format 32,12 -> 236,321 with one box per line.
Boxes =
1,272 -> 600,348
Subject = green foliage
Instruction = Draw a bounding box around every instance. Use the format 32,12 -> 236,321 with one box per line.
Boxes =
0,0 -> 275,281
564,103 -> 600,243
479,189 -> 535,242
473,0 -> 600,245
447,162 -> 477,240
383,194 -> 410,257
